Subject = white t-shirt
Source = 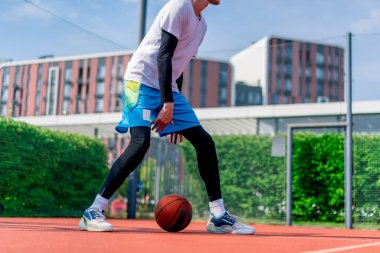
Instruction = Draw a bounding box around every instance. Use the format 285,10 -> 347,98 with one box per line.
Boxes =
124,0 -> 207,92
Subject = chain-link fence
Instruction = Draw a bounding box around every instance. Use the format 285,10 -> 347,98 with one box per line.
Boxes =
353,135 -> 380,225
106,136 -> 185,219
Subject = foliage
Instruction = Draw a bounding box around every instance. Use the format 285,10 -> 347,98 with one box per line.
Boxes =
292,133 -> 345,222
0,117 -> 108,217
181,135 -> 285,219
353,135 -> 380,223
182,133 -> 380,223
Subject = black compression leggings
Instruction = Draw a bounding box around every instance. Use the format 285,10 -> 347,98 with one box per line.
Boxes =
99,125 -> 222,201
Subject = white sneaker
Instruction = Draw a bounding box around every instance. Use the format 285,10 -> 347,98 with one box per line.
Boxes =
78,208 -> 113,232
206,212 -> 255,235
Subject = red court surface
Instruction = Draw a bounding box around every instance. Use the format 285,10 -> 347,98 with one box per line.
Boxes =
1,218 -> 380,253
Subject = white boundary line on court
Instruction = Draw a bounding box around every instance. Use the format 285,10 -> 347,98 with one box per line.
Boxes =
302,241 -> 380,253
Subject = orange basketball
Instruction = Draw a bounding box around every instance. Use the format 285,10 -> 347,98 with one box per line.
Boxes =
154,194 -> 192,232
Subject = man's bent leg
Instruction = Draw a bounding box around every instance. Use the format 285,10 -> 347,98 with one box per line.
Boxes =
179,125 -> 255,235
100,126 -> 151,199
178,125 -> 221,201
79,126 -> 151,232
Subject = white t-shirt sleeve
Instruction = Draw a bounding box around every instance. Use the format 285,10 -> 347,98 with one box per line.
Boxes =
159,1 -> 188,39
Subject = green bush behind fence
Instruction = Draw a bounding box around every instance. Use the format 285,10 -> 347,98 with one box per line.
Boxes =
0,117 -> 108,217
181,135 -> 286,219
1,116 -> 378,223
182,133 -> 380,223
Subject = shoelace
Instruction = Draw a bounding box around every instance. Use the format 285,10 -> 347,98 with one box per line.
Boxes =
223,213 -> 237,223
89,209 -> 105,220
229,213 -> 248,223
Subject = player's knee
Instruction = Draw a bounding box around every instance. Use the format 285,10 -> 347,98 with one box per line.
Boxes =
131,136 -> 150,154
130,127 -> 151,154
141,137 -> 151,153
199,132 -> 215,151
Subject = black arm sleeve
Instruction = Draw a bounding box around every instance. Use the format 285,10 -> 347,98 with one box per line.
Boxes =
176,73 -> 183,93
157,29 -> 178,103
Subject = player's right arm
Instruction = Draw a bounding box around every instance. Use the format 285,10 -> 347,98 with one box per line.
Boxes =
152,0 -> 188,133
157,29 -> 178,103
151,29 -> 178,133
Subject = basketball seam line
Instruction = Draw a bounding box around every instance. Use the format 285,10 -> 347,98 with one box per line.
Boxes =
164,199 -> 185,230
155,197 -> 183,221
169,199 -> 188,231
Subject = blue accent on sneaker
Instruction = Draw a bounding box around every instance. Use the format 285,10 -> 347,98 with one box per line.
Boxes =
84,208 -> 105,220
210,212 -> 237,227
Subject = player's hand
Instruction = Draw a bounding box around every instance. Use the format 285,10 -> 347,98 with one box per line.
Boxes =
167,133 -> 183,144
151,102 -> 174,132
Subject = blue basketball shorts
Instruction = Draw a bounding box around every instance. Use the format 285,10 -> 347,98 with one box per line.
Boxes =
115,80 -> 200,137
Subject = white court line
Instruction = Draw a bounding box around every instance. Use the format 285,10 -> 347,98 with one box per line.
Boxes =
302,241 -> 380,253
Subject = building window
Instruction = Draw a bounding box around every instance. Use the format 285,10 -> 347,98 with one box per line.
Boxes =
96,81 -> 105,95
327,47 -> 332,66
64,76 -> 72,96
115,56 -> 124,112
305,65 -> 311,78
334,54 -> 340,67
62,100 -> 70,115
316,46 -> 324,65
14,66 -> 20,86
306,44 -> 311,62
95,58 -> 106,112
95,98 -> 104,113
12,66 -> 22,117
285,63 -> 292,77
24,65 -> 31,115
85,60 -> 91,113
285,78 -> 292,94
218,63 -> 228,107
34,65 -> 43,116
317,81 -> 324,96
276,39 -> 282,59
76,100 -> 82,113
316,67 -> 324,80
63,61 -> 72,115
200,61 -> 207,108
276,78 -> 281,92
46,66 -> 59,115
76,60 -> 84,114
109,57 -> 116,112
285,43 -> 292,61
272,94 -> 278,104
306,82 -> 311,97
334,71 -> 339,82
0,67 -> 10,116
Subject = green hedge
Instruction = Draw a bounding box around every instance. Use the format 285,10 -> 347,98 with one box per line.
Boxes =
182,133 -> 380,223
0,117 -> 108,217
292,133 -> 345,222
181,135 -> 285,219
352,135 -> 380,223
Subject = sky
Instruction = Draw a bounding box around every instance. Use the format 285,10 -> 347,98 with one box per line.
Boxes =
0,0 -> 380,101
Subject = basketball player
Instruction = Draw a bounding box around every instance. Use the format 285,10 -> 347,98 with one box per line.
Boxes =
79,0 -> 255,235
